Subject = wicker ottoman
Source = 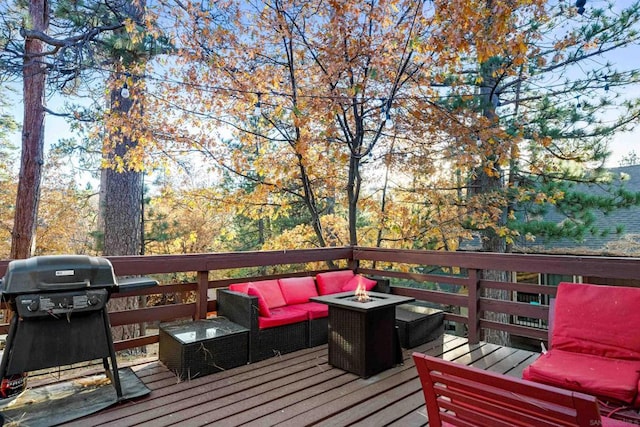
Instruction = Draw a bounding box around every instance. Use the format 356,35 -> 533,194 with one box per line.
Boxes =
395,304 -> 444,348
159,317 -> 248,379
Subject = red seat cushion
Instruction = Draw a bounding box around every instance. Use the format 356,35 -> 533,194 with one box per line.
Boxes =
248,280 -> 287,309
292,302 -> 329,320
257,306 -> 308,329
523,349 -> 640,405
552,282 -> 640,360
247,285 -> 271,317
342,275 -> 377,292
278,277 -> 318,304
316,270 -> 354,295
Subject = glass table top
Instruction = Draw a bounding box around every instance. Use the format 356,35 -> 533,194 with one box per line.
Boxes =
160,317 -> 248,345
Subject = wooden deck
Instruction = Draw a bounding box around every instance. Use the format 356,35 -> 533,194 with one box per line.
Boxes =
44,334 -> 538,426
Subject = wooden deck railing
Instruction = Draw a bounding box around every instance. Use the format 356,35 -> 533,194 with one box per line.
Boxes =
1,247 -> 638,351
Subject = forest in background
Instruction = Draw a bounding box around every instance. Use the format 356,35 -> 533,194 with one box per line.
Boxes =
2,0 -> 640,260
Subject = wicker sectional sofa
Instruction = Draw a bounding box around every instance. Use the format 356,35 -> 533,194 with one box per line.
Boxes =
216,270 -> 389,363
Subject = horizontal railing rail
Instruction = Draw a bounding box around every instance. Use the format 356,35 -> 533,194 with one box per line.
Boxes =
1,246 -> 638,351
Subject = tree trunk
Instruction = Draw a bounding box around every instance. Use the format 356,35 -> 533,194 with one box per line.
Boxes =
11,0 -> 49,259
102,167 -> 143,256
99,0 -> 149,354
474,56 -> 511,346
101,86 -> 144,347
101,0 -> 146,347
297,155 -> 328,248
347,152 -> 361,246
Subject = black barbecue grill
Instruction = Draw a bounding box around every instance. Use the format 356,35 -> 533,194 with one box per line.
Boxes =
0,255 -> 157,400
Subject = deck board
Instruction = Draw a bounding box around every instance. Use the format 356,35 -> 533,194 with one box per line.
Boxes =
51,335 -> 537,427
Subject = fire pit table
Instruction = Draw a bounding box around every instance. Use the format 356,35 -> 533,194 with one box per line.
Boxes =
310,291 -> 414,378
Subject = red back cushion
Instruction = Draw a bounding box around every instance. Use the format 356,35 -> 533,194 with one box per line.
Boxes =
552,282 -> 640,360
248,280 -> 287,309
228,283 -> 249,293
342,275 -> 377,292
316,270 -> 355,295
278,277 -> 318,304
247,285 -> 271,317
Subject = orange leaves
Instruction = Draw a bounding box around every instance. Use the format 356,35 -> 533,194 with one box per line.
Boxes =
430,0 -> 546,72
122,0 -> 600,253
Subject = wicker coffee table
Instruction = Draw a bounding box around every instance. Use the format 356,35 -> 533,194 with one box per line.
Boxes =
311,291 -> 414,378
159,317 -> 248,379
395,304 -> 444,348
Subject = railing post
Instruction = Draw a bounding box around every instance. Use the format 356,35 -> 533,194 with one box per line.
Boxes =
195,270 -> 209,320
467,269 -> 480,344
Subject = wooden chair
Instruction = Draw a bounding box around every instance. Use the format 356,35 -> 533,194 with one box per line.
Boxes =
412,352 -> 635,427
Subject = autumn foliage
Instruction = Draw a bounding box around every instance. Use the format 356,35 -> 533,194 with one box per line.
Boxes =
3,0 -> 640,257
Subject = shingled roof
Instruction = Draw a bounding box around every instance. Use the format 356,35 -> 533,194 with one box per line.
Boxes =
464,165 -> 640,257
517,165 -> 640,255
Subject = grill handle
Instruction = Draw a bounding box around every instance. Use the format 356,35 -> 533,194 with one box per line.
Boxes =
38,280 -> 91,290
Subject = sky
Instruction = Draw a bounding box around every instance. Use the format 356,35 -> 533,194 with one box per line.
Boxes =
596,0 -> 640,166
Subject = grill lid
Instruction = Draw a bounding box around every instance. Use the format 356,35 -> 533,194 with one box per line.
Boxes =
1,255 -> 118,295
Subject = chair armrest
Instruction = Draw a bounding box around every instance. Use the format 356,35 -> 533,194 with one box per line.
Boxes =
216,289 -> 258,330
370,277 -> 390,293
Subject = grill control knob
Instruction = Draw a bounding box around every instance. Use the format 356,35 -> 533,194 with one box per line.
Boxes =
88,294 -> 101,306
28,299 -> 39,312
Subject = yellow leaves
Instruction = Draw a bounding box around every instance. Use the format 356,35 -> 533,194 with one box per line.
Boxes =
534,193 -> 547,204
145,186 -> 239,255
124,18 -> 137,35
548,191 -> 565,204
483,162 -> 499,178
518,189 -> 564,206
516,38 -> 528,55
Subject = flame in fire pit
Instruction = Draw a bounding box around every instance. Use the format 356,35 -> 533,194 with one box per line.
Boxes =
354,278 -> 371,302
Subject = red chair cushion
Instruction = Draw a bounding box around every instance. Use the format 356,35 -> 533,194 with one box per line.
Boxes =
342,275 -> 377,292
278,277 -> 318,304
316,270 -> 355,295
257,306 -> 308,329
247,285 -> 271,317
552,282 -> 640,360
523,349 -> 640,405
292,302 -> 329,319
228,283 -> 249,293
248,280 -> 287,309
